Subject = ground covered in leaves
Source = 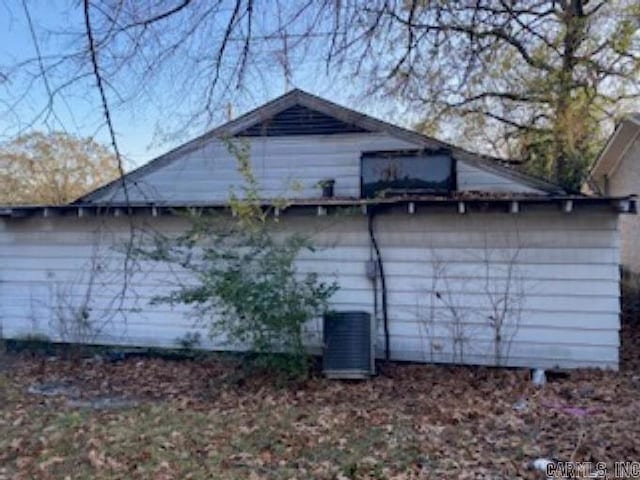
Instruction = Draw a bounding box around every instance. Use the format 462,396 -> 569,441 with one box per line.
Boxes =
1,319 -> 639,479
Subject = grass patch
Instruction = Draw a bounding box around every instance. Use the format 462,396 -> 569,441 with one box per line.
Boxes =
1,319 -> 640,479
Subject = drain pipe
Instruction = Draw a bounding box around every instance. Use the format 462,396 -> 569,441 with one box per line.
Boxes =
367,210 -> 390,362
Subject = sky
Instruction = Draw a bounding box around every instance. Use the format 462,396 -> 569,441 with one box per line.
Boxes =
0,1 -> 415,171
0,1 -> 157,166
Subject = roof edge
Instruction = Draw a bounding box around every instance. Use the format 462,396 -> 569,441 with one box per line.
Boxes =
5,194 -> 635,218
78,89 -> 565,203
590,114 -> 640,180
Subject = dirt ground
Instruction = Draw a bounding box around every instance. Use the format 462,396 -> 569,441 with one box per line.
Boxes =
0,317 -> 639,479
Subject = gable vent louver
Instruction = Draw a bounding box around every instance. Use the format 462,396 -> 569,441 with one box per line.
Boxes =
236,105 -> 370,137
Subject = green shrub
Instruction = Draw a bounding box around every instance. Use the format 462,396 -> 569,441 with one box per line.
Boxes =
138,140 -> 338,378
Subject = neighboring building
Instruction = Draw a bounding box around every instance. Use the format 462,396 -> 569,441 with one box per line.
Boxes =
0,90 -> 635,369
589,114 -> 640,273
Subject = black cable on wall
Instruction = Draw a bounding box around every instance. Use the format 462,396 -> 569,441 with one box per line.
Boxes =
367,210 -> 390,361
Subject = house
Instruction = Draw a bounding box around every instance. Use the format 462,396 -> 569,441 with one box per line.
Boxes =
588,114 -> 640,274
0,90 -> 635,369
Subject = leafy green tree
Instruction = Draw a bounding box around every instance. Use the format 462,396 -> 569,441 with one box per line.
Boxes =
139,141 -> 338,378
320,0 -> 640,191
5,1 -> 638,191
0,132 -> 119,205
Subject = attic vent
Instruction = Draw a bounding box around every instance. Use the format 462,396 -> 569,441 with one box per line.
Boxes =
236,105 -> 370,137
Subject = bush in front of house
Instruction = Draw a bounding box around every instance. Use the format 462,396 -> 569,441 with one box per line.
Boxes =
138,141 -> 338,378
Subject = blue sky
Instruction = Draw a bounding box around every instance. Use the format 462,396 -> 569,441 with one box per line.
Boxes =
0,1 -> 160,165
0,1 -> 414,170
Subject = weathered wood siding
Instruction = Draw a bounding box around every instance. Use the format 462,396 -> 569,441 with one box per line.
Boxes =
0,209 -> 620,369
92,133 -> 543,203
607,136 -> 640,273
456,161 -> 542,193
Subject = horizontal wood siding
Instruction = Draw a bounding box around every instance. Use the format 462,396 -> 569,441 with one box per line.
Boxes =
93,133 -> 544,203
0,210 -> 619,368
456,162 -> 543,193
608,137 -> 640,272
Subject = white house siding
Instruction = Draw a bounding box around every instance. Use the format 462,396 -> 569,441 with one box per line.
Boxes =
456,162 -> 542,194
0,208 -> 620,369
607,137 -> 640,273
92,133 -> 544,204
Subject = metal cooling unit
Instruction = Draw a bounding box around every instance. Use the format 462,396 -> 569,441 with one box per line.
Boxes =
322,311 -> 375,379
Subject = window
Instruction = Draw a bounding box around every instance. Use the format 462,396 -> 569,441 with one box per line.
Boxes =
361,150 -> 455,198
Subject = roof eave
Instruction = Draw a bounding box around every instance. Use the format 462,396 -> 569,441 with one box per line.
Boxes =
590,114 -> 640,180
2,195 -> 636,219
77,88 -> 566,204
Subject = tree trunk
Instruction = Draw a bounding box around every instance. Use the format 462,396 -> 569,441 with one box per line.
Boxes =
555,0 -> 585,188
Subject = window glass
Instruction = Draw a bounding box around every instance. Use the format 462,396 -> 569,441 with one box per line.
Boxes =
361,152 -> 454,198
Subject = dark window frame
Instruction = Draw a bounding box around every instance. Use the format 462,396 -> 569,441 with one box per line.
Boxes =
360,149 -> 457,198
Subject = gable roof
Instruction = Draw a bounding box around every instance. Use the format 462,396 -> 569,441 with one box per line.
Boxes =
590,113 -> 640,181
78,89 -> 564,203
